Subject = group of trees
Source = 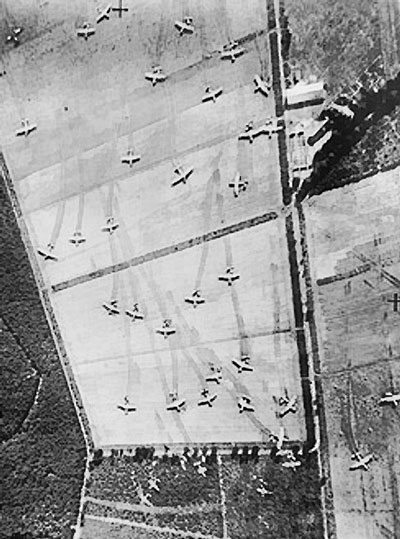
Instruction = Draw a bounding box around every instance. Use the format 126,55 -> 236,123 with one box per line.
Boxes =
0,169 -> 85,539
285,0 -> 381,95
299,73 -> 400,199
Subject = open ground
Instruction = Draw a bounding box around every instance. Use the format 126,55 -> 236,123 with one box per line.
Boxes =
0,0 -> 311,451
304,167 -> 400,539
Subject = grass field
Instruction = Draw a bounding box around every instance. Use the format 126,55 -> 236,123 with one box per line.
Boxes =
82,451 -> 323,539
0,0 -> 334,537
0,0 -> 308,451
304,166 -> 400,539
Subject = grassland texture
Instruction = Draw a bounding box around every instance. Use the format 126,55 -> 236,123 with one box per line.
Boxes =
84,452 -> 323,539
285,0 -> 381,94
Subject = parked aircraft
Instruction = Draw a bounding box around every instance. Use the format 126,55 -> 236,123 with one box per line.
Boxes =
156,319 -> 176,339
206,365 -> 222,384
178,454 -> 188,471
175,16 -> 194,35
197,463 -> 207,477
232,355 -> 253,373
202,86 -> 223,103
281,459 -> 301,469
238,121 -> 261,143
102,300 -> 120,315
229,172 -> 248,197
69,231 -> 86,246
349,452 -> 374,471
256,480 -> 272,496
117,396 -> 136,414
379,391 -> 400,407
224,39 -> 239,50
254,74 -> 271,96
218,266 -> 240,286
288,121 -> 305,138
185,289 -> 205,308
37,243 -> 57,261
125,303 -> 144,321
166,391 -> 186,412
137,484 -> 153,507
121,148 -> 141,167
148,477 -> 160,491
270,427 -> 288,452
77,22 -> 96,40
6,27 -> 22,45
145,66 -> 167,86
198,387 -> 218,407
220,40 -> 245,63
237,394 -> 255,413
239,118 -> 282,143
16,119 -> 37,137
275,390 -> 298,417
171,164 -> 194,186
96,4 -> 112,23
102,216 -> 119,234
261,117 -> 282,138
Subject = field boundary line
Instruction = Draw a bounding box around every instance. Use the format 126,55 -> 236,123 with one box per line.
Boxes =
51,210 -> 279,293
0,152 -> 94,539
84,514 -> 222,539
85,496 -> 220,515
216,453 -> 229,539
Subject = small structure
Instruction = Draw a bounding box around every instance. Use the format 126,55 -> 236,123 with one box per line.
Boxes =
285,81 -> 327,110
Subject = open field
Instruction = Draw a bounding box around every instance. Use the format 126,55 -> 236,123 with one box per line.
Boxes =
0,0 -> 309,451
304,166 -> 400,539
52,218 -> 304,448
0,0 -> 336,537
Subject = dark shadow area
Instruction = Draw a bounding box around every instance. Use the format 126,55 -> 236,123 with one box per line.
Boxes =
297,72 -> 400,201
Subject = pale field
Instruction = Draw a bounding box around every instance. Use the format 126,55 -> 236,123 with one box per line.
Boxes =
305,166 -> 400,539
0,0 -> 307,448
52,220 -> 304,447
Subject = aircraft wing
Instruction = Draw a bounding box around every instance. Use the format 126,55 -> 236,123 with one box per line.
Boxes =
97,8 -> 110,23
37,248 -> 57,261
220,51 -> 233,60
171,176 -> 183,186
